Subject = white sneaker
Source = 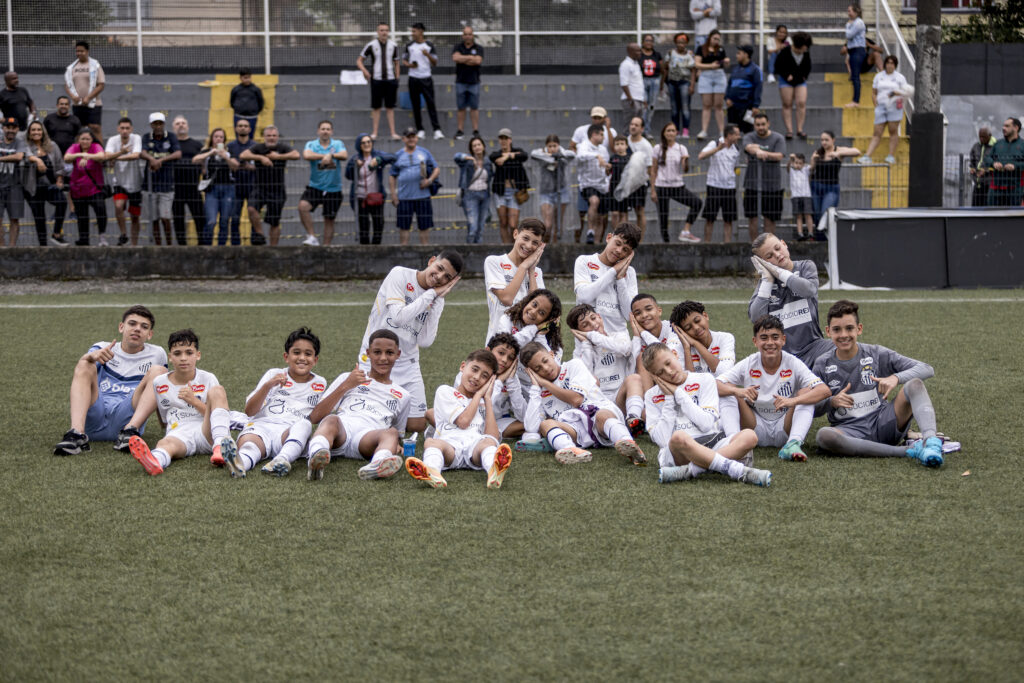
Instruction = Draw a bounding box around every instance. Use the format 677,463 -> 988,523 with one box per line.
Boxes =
884,155 -> 897,165
858,155 -> 872,165
417,129 -> 426,139
302,234 -> 320,246
677,230 -> 700,243
696,130 -> 708,140
433,129 -> 445,140
767,74 -> 776,84
98,234 -> 109,247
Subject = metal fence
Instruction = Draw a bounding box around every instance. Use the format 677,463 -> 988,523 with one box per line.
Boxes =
3,0 -> 856,75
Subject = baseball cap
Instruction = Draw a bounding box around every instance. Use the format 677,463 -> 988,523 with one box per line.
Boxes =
148,112 -> 166,123
402,126 -> 418,137
590,106 -> 607,118
497,128 -> 512,138
1,116 -> 17,127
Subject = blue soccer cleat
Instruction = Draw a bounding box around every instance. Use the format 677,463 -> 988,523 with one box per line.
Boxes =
906,436 -> 944,468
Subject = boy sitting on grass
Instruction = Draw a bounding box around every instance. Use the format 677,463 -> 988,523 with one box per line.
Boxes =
668,299 -> 740,433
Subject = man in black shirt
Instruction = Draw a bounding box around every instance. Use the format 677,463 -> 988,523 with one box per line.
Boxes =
44,96 -> 81,154
0,72 -> 35,130
229,69 -> 264,135
171,115 -> 204,245
239,125 -> 299,246
226,118 -> 255,246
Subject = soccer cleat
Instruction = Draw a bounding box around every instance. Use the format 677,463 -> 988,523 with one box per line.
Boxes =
739,466 -> 772,487
128,435 -> 163,476
514,438 -> 551,452
486,444 -> 512,489
114,426 -> 140,452
626,416 -> 645,438
676,230 -> 700,244
358,454 -> 404,480
218,437 -> 245,478
614,439 -> 647,466
209,450 -> 225,467
906,436 -> 944,468
54,429 -> 90,456
659,465 -> 697,483
261,455 -> 292,477
302,234 -> 320,246
405,457 -> 448,488
307,448 -> 330,481
554,446 -> 592,465
778,439 -> 808,462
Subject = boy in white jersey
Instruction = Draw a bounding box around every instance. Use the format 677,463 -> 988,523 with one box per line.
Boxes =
55,305 -> 167,456
567,303 -> 645,437
406,349 -> 514,489
811,300 -> 946,467
483,218 -> 546,343
521,341 -> 646,466
627,293 -> 674,391
219,327 -> 326,478
641,343 -> 771,487
716,315 -> 831,462
573,222 -> 640,339
306,330 -> 411,482
357,250 -> 463,433
128,329 -> 236,476
668,300 -> 740,434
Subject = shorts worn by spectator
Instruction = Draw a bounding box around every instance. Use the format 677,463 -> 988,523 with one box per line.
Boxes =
139,113 -> 181,246
239,125 -> 300,245
230,70 -> 264,134
358,23 -> 401,141
452,26 -> 483,139
742,114 -> 786,239
0,72 -> 35,131
172,116 -> 205,246
299,120 -> 348,246
404,23 -> 444,139
64,41 -> 105,142
0,117 -> 26,245
390,127 -> 439,246
619,43 -> 646,132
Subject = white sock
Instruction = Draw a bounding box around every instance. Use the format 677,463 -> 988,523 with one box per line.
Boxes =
604,419 -> 631,444
625,395 -> 645,419
480,444 -> 498,472
278,419 -> 312,463
370,448 -> 394,464
238,441 -> 262,471
788,404 -> 814,443
546,428 -> 574,451
423,446 -> 444,472
307,434 -> 331,459
152,448 -> 171,468
719,396 -> 740,436
709,453 -> 745,480
687,462 -> 707,478
210,408 -> 231,442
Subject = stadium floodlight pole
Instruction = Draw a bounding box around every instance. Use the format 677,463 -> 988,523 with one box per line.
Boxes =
908,0 -> 942,207
135,0 -> 144,75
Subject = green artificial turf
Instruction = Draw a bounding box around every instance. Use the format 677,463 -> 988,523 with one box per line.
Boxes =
2,286 -> 1022,681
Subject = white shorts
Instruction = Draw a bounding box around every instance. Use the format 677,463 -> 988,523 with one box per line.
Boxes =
657,431 -> 734,468
329,416 -> 378,461
556,401 -> 623,449
239,419 -> 290,459
164,421 -> 213,457
754,416 -> 790,448
437,431 -> 498,471
359,359 -> 427,418
497,415 -> 519,435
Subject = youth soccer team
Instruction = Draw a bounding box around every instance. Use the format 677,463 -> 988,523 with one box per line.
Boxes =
53,218 -> 953,488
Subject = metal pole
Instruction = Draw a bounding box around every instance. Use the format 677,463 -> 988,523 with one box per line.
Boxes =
135,0 -> 143,75
636,0 -> 643,44
263,0 -> 271,74
389,0 -> 396,41
514,0 -> 521,76
758,0 -> 765,73
6,0 -> 13,71
875,0 -> 879,40
887,164 -> 892,208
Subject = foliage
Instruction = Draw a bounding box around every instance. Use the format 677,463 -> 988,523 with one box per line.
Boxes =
943,0 -> 1024,43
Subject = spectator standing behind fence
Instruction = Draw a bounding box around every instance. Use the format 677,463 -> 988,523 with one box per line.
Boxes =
105,117 -> 143,246
576,124 -> 612,244
230,70 -> 264,135
858,56 -> 909,165
346,134 -> 394,245
695,29 -> 729,141
661,33 -> 696,138
787,154 -> 812,240
172,116 -> 204,245
358,22 -> 401,142
490,128 -> 530,245
65,128 -> 106,247
571,107 -> 616,243
969,126 -> 994,207
23,120 -> 68,246
619,44 -> 646,133
742,113 -> 786,241
690,0 -> 721,50
627,116 -> 654,238
843,5 -> 867,108
0,117 -> 25,246
810,130 -> 859,231
988,117 -> 1024,207
226,118 -> 255,246
638,35 -> 662,131
651,122 -> 702,244
64,41 -> 104,143
453,26 -> 483,141
240,125 -> 299,246
455,135 -> 495,244
0,72 -> 35,131
725,45 -> 762,135
193,128 -> 237,246
698,123 -> 741,243
390,126 -> 439,246
139,112 -> 180,246
404,23 -> 445,141
774,32 -> 813,141
765,25 -> 788,85
44,96 -> 81,156
299,120 -> 347,246
531,135 -> 574,244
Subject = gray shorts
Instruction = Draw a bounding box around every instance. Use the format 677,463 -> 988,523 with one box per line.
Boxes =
837,401 -> 910,445
791,196 -> 812,215
148,191 -> 173,219
0,184 -> 25,220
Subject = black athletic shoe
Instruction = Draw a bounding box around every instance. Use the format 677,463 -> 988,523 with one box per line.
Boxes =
454,130 -> 465,140
114,426 -> 140,452
117,234 -> 130,246
472,129 -> 480,138
250,232 -> 267,246
49,234 -> 69,246
54,429 -> 90,456
75,237 -> 90,247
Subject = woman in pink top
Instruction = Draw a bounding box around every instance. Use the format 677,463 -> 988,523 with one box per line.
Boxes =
649,122 -> 702,243
64,128 -> 108,246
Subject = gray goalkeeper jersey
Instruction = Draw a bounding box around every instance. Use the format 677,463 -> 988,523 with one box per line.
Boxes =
748,259 -> 827,364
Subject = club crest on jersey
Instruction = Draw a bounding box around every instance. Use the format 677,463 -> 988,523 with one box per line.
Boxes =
390,388 -> 403,399
780,369 -> 792,378
860,367 -> 873,386
684,383 -> 699,393
406,283 -> 415,292
652,394 -> 665,404
156,384 -> 169,394
777,382 -> 792,397
750,369 -> 762,378
312,382 -> 325,392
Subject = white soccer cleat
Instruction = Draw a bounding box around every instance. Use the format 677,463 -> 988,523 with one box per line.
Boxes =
307,448 -> 329,481
218,437 -> 245,478
659,465 -> 696,483
739,466 -> 772,487
358,454 -> 404,480
554,446 -> 592,465
261,454 -> 292,477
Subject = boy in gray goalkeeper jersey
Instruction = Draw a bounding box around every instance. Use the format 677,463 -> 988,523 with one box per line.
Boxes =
748,233 -> 834,367
811,299 -> 945,467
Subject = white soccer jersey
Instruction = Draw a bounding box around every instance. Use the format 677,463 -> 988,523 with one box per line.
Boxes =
246,368 -> 327,426
719,351 -> 824,423
323,372 -> 411,434
359,266 -> 444,369
573,254 -> 638,337
433,384 -> 488,440
153,368 -> 219,431
454,370 -> 527,421
483,253 -> 545,343
644,372 -> 722,449
573,330 -> 632,396
630,321 -> 674,367
666,329 -> 736,377
533,358 -> 613,419
91,341 -> 167,399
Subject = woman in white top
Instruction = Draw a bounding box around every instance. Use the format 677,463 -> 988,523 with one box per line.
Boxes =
650,122 -> 703,244
859,55 -> 911,165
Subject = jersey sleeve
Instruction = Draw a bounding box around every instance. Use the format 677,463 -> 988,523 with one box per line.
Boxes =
714,332 -> 736,376
433,385 -> 463,426
878,345 -> 935,383
645,388 -> 675,449
534,268 -> 545,290
503,374 -> 529,420
615,269 -> 639,325
246,368 -> 281,404
718,355 -> 748,386
793,356 -> 824,389
781,260 -> 820,299
483,256 -> 506,293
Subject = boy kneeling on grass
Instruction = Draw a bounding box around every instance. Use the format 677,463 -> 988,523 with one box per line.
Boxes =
641,342 -> 771,487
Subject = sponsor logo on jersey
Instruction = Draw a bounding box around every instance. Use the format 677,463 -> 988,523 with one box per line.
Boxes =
390,388 -> 403,399
156,384 -> 169,394
500,262 -> 512,270
190,384 -> 206,393
652,394 -> 665,404
540,389 -> 551,397
750,369 -> 762,378
684,383 -> 699,393
283,380 -> 293,388
454,391 -> 465,399
587,261 -> 600,271
558,370 -> 567,381
312,382 -> 326,392
406,283 -> 415,292
828,379 -> 841,388
860,356 -> 873,365
780,369 -> 792,378
606,374 -> 620,383
710,346 -> 720,356
825,364 -> 837,373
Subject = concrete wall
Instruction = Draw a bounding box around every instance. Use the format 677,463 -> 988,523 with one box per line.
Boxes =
942,44 -> 1024,96
0,243 -> 827,281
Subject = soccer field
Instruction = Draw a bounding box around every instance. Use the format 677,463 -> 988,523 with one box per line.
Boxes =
3,284 -> 1023,681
